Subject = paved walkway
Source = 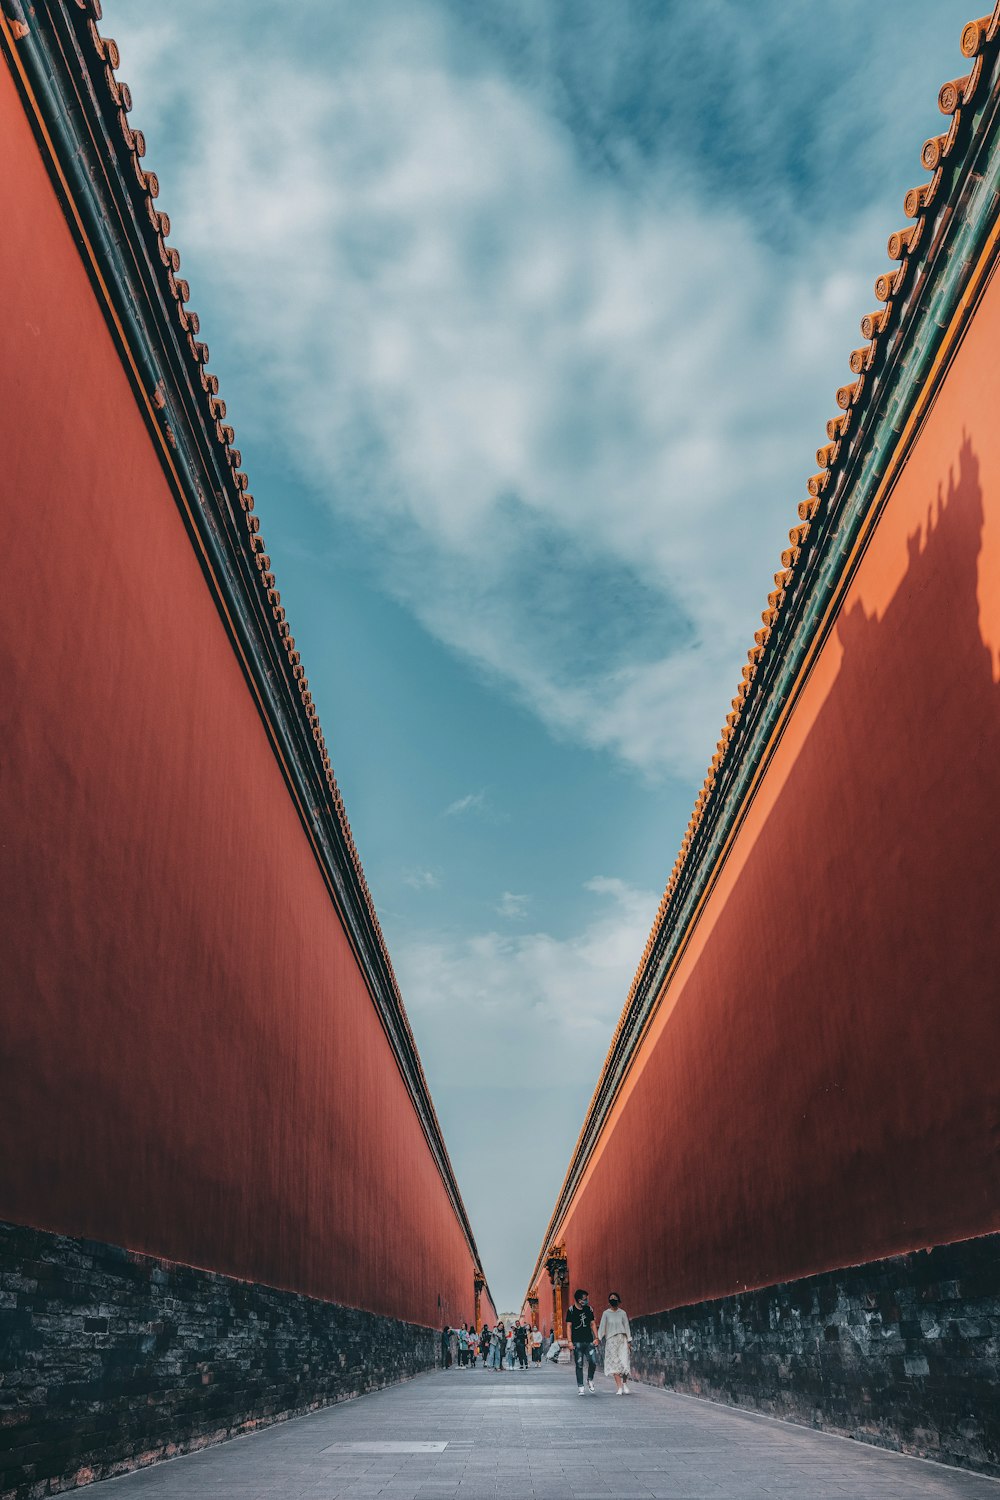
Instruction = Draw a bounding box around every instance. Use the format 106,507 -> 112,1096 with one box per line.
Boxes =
92,1364 -> 999,1499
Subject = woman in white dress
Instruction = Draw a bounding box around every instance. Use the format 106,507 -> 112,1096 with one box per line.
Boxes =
597,1292 -> 632,1394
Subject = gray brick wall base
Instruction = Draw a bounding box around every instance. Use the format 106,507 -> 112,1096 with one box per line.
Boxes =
0,1220 -> 438,1499
631,1232 -> 1000,1477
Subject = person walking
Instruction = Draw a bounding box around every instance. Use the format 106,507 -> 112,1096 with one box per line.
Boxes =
488,1320 -> 505,1370
530,1325 -> 543,1366
479,1324 -> 491,1366
457,1325 -> 469,1367
441,1324 -> 452,1369
505,1327 -> 516,1369
513,1321 -> 529,1370
566,1287 -> 598,1394
598,1292 -> 633,1394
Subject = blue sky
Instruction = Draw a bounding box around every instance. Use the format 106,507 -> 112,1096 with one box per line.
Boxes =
106,0 -> 972,1311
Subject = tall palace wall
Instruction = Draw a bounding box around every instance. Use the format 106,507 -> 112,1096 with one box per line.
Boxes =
0,14 -> 488,1496
528,12 -> 1000,1477
539,286 -> 1000,1315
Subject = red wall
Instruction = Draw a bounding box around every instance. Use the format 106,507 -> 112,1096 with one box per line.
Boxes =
0,62 -> 477,1330
547,259 -> 1000,1318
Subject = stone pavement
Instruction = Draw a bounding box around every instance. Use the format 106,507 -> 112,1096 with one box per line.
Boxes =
89,1363 -> 999,1499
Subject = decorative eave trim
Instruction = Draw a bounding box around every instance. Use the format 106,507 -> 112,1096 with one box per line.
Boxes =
526,5 -> 1000,1302
0,0 -> 490,1292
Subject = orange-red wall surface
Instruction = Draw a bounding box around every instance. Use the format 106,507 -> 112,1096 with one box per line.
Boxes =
545,263 -> 1000,1321
0,61 -> 475,1330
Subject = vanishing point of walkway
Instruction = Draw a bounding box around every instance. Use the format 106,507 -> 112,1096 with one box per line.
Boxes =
89,1364 -> 999,1499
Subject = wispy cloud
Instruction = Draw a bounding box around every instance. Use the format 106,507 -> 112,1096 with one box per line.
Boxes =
396,874 -> 658,1083
403,868 -> 440,891
445,790 -> 488,818
496,891 -> 529,920
392,872 -> 658,1296
584,875 -> 634,901
443,789 -> 507,822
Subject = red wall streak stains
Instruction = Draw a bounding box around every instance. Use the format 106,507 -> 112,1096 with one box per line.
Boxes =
545,268 -> 1000,1320
0,63 -> 474,1329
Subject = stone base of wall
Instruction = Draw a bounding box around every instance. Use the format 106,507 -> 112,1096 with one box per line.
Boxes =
632,1232 -> 1000,1477
0,1221 -> 438,1499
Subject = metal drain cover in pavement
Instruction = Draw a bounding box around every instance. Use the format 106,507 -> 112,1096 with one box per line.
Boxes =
321,1441 -> 448,1454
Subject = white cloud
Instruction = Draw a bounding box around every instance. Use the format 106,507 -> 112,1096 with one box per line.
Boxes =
443,789 -> 507,822
391,872 -> 658,1297
362,871 -> 657,1298
583,875 -> 632,900
108,1 -> 891,783
445,790 -> 488,818
403,868 -> 440,890
395,874 -> 658,1087
496,891 -> 529,920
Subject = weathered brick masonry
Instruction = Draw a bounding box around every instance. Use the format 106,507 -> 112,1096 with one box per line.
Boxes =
0,1221 -> 438,1500
631,1232 -> 1000,1477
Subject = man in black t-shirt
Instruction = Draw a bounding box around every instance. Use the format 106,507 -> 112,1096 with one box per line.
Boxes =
565,1287 -> 598,1393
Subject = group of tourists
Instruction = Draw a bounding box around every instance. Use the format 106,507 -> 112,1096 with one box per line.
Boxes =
440,1319 -> 543,1369
441,1288 -> 632,1395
